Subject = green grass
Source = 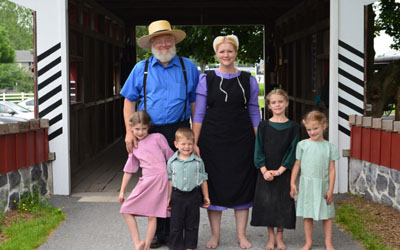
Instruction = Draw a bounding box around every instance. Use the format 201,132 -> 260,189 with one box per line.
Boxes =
0,186 -> 65,250
335,203 -> 392,250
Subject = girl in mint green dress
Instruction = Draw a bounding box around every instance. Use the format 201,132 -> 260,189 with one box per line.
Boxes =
290,110 -> 339,250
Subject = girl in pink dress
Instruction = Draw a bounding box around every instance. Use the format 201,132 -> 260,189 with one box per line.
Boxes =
119,110 -> 174,250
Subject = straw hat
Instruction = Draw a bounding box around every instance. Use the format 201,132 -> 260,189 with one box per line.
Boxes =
138,20 -> 186,49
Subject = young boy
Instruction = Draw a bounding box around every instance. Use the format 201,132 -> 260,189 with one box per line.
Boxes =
167,127 -> 210,250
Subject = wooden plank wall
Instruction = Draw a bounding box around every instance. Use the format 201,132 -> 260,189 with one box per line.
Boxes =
68,0 -> 126,172
269,0 -> 330,138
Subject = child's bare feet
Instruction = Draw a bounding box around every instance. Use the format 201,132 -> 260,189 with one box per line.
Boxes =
275,232 -> 286,250
325,243 -> 335,250
238,235 -> 252,249
206,235 -> 219,249
265,241 -> 274,250
135,240 -> 145,250
299,244 -> 312,250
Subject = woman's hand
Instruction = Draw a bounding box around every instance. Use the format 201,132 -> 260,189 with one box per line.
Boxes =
203,197 -> 211,208
194,144 -> 201,157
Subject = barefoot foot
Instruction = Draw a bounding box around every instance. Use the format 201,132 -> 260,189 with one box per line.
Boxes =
265,242 -> 274,250
135,240 -> 145,250
299,244 -> 312,250
276,238 -> 286,250
238,236 -> 252,249
206,235 -> 219,249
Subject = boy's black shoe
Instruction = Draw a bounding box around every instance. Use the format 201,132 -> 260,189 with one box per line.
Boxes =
150,238 -> 167,248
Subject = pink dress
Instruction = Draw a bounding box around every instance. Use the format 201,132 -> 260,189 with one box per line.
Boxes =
120,133 -> 174,217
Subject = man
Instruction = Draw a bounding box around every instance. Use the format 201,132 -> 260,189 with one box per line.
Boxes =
120,20 -> 200,248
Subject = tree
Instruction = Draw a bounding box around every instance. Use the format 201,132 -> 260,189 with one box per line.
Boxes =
0,0 -> 33,50
375,0 -> 400,50
136,25 -> 152,61
0,63 -> 33,91
0,26 -> 14,63
176,25 -> 263,72
366,0 -> 400,120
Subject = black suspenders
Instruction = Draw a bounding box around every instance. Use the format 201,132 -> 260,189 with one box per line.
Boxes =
143,57 -> 188,122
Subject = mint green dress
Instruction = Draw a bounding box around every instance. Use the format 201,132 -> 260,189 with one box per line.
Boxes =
295,139 -> 339,220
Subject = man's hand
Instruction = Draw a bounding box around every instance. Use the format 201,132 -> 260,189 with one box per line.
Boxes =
125,132 -> 138,153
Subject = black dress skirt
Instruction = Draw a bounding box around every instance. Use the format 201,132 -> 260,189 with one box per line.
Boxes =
250,121 -> 299,229
198,70 -> 257,207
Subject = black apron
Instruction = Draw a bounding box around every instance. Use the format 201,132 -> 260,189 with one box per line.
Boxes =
198,70 -> 257,207
250,121 -> 298,229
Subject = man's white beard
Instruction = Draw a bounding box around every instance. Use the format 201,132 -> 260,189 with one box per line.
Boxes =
152,46 -> 176,63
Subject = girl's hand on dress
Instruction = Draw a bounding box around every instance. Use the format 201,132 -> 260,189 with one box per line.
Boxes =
203,197 -> 211,208
118,192 -> 125,204
324,190 -> 334,205
290,185 -> 297,198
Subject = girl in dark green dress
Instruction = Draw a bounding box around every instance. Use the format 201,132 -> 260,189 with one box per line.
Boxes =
250,89 -> 299,250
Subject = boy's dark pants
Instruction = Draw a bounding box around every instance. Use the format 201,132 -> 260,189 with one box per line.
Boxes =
170,187 -> 202,250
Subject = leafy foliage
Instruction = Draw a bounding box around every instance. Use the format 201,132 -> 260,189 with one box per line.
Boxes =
375,0 -> 400,50
0,0 -> 33,50
0,26 -> 14,63
176,25 -> 263,68
0,63 -> 33,91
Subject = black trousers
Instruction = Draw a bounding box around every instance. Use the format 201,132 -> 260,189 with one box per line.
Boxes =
169,188 -> 202,250
149,119 -> 190,243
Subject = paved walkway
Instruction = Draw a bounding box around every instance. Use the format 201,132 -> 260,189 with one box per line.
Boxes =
38,193 -> 364,250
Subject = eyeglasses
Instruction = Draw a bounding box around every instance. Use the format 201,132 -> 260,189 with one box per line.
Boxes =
152,38 -> 174,46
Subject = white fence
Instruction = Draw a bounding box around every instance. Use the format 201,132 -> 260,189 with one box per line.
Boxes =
1,92 -> 34,103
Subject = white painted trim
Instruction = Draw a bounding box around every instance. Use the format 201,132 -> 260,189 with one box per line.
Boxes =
329,0 -> 340,193
9,0 -> 71,195
363,0 -> 379,5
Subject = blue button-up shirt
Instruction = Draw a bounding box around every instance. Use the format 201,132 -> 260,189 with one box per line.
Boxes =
120,55 -> 200,125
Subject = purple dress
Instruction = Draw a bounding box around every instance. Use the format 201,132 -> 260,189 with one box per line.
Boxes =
120,133 -> 174,218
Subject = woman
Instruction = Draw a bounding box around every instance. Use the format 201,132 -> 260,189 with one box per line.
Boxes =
192,35 -> 260,249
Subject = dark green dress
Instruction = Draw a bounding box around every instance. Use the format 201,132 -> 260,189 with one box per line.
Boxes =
250,120 -> 299,229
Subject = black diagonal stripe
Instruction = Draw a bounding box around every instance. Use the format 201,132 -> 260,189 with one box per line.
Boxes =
38,57 -> 61,77
38,43 -> 61,62
339,124 -> 351,137
339,110 -> 349,121
339,40 -> 364,59
48,127 -> 63,141
338,82 -> 364,102
39,99 -> 62,118
38,85 -> 62,105
38,71 -> 62,91
339,54 -> 364,72
49,113 -> 62,126
338,68 -> 364,87
338,96 -> 364,114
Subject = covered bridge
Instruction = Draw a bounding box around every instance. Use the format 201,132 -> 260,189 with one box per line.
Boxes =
9,0 -> 376,195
